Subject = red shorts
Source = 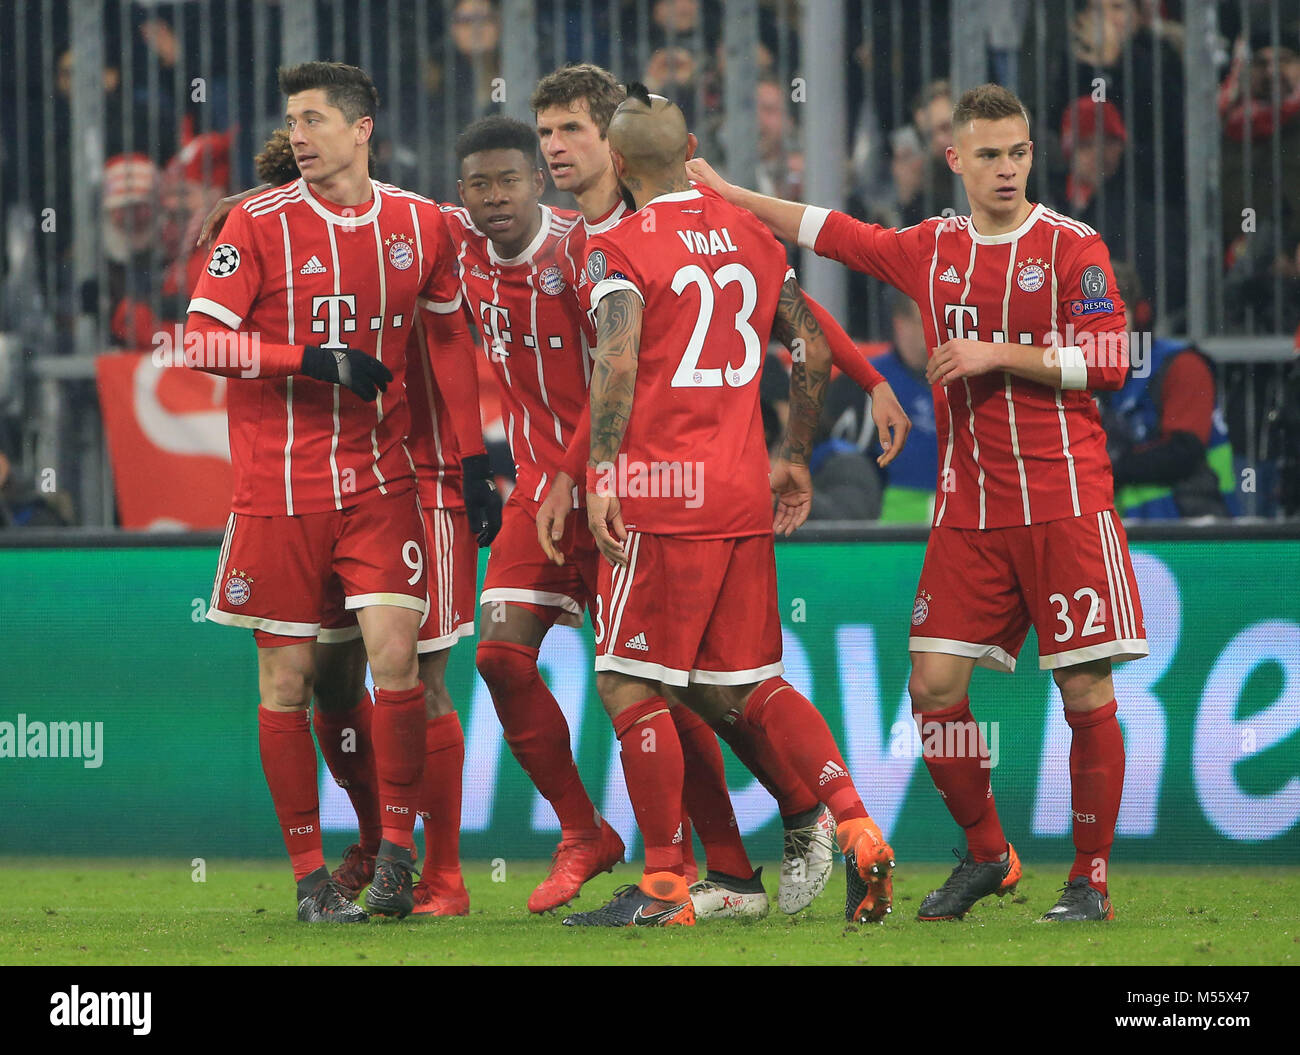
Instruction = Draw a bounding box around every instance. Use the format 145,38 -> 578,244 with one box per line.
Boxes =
909,509 -> 1148,672
480,495 -> 599,628
207,485 -> 428,644
317,505 -> 478,653
592,530 -> 784,688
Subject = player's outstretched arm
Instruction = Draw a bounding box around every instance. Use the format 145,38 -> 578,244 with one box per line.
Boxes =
685,157 -> 808,244
586,288 -> 642,567
769,277 -> 833,535
197,185 -> 271,249
802,292 -> 911,467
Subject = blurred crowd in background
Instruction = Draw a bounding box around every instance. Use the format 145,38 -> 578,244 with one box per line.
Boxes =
1,0 -> 1298,528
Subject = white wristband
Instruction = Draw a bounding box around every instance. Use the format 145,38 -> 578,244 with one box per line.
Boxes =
797,206 -> 832,251
1058,345 -> 1088,390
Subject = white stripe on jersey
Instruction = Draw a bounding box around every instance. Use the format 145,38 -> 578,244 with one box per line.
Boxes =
284,378 -> 296,515
415,313 -> 447,507
280,214 -> 297,515
1040,208 -> 1097,239
1096,511 -> 1123,638
560,233 -> 594,385
959,239 -> 987,529
930,224 -> 956,527
1001,237 -> 1032,525
606,530 -> 642,656
1047,230 -> 1082,516
247,185 -> 303,217
527,265 -> 565,447
211,513 -> 237,611
1100,511 -> 1136,639
321,220 -> 345,508
367,217 -> 389,493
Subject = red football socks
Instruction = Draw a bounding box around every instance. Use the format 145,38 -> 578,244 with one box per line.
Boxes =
419,712 -> 466,878
258,706 -> 324,880
371,684 -> 426,850
476,641 -> 601,836
672,706 -> 754,880
742,677 -> 867,822
1066,700 -> 1125,894
915,697 -> 1007,862
313,693 -> 381,856
614,697 -> 685,876
712,714 -> 819,818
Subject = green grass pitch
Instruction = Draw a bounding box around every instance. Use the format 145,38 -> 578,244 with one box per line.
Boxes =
1,857 -> 1294,966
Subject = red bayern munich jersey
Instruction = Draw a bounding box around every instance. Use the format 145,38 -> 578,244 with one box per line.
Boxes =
441,203 -> 589,511
187,177 -> 463,516
801,203 -> 1126,530
404,318 -> 462,510
557,199 -> 630,348
586,188 -> 790,539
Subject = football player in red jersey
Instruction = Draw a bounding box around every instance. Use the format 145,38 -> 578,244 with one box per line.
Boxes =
184,63 -> 488,922
201,127 -> 498,920
690,82 -> 1145,923
532,64 -> 913,918
562,86 -> 896,928
449,113 -> 779,916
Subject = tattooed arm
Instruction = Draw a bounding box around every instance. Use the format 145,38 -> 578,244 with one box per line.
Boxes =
586,288 -> 644,565
768,276 -> 833,535
588,289 -> 644,467
771,277 -> 833,465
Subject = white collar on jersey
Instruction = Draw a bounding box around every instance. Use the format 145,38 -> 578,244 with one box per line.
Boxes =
583,200 -> 628,236
644,188 -> 703,207
487,204 -> 553,267
296,177 -> 383,227
966,201 -> 1045,245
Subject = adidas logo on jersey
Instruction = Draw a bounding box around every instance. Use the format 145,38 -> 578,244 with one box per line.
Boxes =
300,255 -> 327,275
818,760 -> 847,786
939,264 -> 961,284
624,632 -> 650,652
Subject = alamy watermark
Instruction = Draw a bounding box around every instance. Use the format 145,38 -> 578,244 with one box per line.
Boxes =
592,455 -> 705,509
0,714 -> 103,769
152,323 -> 261,378
890,717 -> 1000,769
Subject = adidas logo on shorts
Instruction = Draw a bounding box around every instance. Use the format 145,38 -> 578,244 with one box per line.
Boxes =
624,632 -> 650,652
818,760 -> 847,786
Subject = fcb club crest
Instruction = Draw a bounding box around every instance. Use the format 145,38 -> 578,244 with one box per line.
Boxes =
539,265 -> 566,296
224,569 -> 253,607
1016,258 -> 1049,292
385,233 -> 415,271
911,589 -> 931,626
207,243 -> 241,278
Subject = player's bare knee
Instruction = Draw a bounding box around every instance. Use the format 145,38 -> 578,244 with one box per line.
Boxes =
908,663 -> 967,711
263,666 -> 314,710
1054,659 -> 1114,712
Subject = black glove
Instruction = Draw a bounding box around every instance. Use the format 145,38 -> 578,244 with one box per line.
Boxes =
301,345 -> 393,402
461,452 -> 502,546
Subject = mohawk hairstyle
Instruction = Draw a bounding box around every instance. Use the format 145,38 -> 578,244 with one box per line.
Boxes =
455,114 -> 541,164
278,61 -> 379,124
624,81 -> 654,107
530,63 -> 626,136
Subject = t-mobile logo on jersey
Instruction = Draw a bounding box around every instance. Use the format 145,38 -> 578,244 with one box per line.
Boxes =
310,294 -> 358,348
